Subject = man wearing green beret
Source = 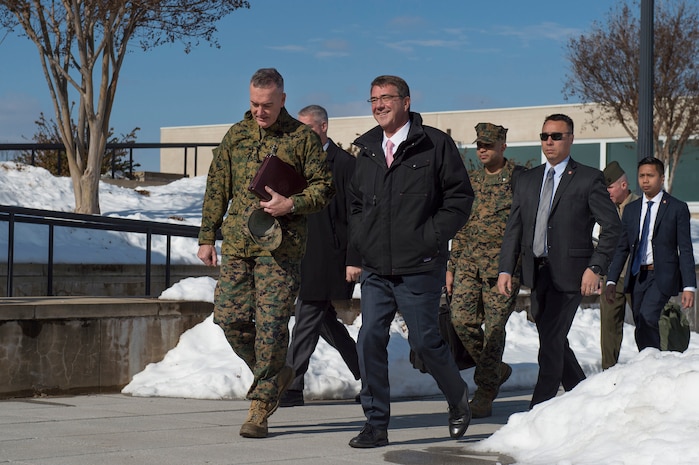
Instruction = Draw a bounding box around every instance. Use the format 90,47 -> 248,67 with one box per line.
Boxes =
447,122 -> 525,418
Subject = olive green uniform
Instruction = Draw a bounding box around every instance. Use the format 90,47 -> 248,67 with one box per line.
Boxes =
198,108 -> 334,402
600,190 -> 639,369
449,158 -> 521,396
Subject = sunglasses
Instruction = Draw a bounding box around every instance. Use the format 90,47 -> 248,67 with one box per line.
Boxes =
539,132 -> 571,141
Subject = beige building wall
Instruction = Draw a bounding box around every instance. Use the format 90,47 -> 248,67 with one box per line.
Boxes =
160,124 -> 231,176
160,102 -> 631,175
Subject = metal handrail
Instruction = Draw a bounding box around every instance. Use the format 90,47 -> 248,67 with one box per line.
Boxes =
0,205 -> 219,297
0,142 -> 220,178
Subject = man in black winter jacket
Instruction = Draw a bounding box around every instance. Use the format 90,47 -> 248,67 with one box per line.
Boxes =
347,75 -> 475,448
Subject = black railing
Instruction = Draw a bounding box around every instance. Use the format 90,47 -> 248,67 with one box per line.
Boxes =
0,205 -> 220,297
0,142 -> 219,178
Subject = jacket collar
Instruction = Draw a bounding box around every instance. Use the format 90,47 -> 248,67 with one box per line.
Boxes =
243,107 -> 296,139
353,111 -> 426,154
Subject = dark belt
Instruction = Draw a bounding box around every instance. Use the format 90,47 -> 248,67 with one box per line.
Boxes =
535,256 -> 550,269
640,264 -> 654,271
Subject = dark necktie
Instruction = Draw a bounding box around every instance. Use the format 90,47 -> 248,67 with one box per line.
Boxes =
632,200 -> 653,275
533,168 -> 555,257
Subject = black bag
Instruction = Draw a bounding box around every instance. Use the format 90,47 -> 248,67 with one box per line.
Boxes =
409,291 -> 476,373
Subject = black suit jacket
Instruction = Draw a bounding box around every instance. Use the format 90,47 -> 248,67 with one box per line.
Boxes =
299,139 -> 360,300
607,192 -> 696,296
499,158 -> 621,292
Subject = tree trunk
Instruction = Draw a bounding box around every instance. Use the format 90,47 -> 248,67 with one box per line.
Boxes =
74,128 -> 107,214
75,170 -> 101,214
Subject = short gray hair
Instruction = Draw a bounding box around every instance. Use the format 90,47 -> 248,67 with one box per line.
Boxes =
250,68 -> 284,91
298,104 -> 328,124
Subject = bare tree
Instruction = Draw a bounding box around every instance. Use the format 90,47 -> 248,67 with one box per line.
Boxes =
564,0 -> 699,191
0,0 -> 249,213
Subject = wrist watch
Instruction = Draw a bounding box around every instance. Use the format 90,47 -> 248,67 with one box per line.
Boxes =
290,200 -> 296,213
589,265 -> 602,275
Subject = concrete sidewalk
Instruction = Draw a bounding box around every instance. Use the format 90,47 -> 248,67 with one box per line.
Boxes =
0,391 -> 530,464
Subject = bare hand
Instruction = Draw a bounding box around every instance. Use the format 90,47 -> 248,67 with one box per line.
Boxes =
604,284 -> 616,304
197,244 -> 218,267
346,266 -> 362,282
445,270 -> 454,295
580,268 -> 600,296
260,186 -> 294,217
497,273 -> 512,296
681,290 -> 695,309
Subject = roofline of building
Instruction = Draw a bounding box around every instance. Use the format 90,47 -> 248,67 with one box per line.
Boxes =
160,102 -> 597,130
325,101 -> 596,121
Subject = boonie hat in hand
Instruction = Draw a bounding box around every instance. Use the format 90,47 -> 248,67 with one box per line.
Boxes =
245,207 -> 282,251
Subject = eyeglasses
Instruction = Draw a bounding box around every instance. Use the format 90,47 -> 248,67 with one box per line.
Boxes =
367,94 -> 402,104
539,132 -> 572,141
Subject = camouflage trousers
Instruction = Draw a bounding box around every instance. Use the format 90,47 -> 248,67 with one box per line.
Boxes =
214,255 -> 300,402
450,267 -> 520,395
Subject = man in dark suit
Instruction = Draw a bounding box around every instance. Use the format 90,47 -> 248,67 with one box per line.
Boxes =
280,105 -> 362,407
605,157 -> 696,351
497,113 -> 621,409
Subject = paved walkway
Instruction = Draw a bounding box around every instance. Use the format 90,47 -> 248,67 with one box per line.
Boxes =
0,391 -> 531,464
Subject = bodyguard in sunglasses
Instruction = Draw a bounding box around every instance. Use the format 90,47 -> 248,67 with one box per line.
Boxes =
497,114 -> 620,409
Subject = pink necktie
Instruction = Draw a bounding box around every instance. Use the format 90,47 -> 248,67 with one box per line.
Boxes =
386,140 -> 395,167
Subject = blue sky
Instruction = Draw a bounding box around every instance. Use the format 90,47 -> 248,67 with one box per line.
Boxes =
0,0 -> 618,171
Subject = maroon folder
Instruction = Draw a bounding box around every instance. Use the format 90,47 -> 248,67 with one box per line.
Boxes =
248,154 -> 308,201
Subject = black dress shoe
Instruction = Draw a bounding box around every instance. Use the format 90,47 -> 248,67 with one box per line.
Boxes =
279,389 -> 304,407
348,424 -> 388,448
448,388 -> 472,439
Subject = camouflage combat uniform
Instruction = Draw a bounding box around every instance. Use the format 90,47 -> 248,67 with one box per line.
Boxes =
198,107 -> 334,402
449,158 -> 522,398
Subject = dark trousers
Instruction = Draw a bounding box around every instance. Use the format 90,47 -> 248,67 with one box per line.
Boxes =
285,299 -> 360,392
357,270 -> 467,429
630,270 -> 668,351
529,262 -> 586,408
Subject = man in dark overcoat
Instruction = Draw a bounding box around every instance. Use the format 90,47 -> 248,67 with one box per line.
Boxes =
280,104 -> 362,407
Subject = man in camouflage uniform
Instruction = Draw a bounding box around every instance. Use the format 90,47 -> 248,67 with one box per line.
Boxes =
447,122 -> 524,418
197,68 -> 334,439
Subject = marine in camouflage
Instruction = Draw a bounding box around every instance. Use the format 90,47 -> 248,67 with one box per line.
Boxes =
449,157 -> 521,397
199,106 -> 333,402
